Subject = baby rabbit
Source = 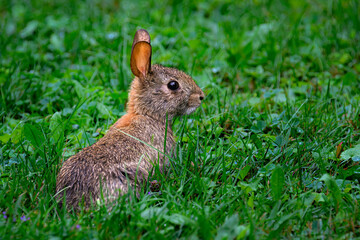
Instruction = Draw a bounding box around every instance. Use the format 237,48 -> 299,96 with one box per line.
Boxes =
56,29 -> 204,209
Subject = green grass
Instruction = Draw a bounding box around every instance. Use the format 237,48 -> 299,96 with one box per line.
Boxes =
1,0 -> 360,238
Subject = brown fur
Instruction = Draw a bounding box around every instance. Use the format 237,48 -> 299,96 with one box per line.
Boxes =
56,30 -> 204,210
113,113 -> 136,128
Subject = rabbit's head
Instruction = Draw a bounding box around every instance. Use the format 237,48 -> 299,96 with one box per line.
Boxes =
127,29 -> 204,122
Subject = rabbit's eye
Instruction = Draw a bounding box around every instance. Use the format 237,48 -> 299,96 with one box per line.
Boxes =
167,81 -> 179,90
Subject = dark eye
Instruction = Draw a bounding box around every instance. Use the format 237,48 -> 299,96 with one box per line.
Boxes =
167,81 -> 179,90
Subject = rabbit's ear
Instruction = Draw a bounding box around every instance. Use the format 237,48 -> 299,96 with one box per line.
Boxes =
130,29 -> 152,79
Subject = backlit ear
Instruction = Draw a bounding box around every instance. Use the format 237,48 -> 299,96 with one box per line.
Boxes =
130,29 -> 152,79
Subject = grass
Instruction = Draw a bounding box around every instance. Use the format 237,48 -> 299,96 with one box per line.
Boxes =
1,0 -> 360,238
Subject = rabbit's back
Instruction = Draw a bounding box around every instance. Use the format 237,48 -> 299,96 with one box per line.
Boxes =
56,114 -> 175,209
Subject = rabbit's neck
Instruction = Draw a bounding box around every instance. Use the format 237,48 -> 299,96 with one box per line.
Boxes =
128,107 -> 173,127
112,112 -> 173,134
127,78 -> 175,125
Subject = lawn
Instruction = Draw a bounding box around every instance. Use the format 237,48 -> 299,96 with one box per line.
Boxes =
1,0 -> 360,238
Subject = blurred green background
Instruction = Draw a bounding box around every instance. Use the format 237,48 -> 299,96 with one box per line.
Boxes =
1,0 -> 359,119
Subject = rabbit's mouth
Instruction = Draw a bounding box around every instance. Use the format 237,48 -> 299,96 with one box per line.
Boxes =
185,106 -> 199,115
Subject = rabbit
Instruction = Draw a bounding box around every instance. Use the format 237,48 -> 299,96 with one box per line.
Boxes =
56,29 -> 205,209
